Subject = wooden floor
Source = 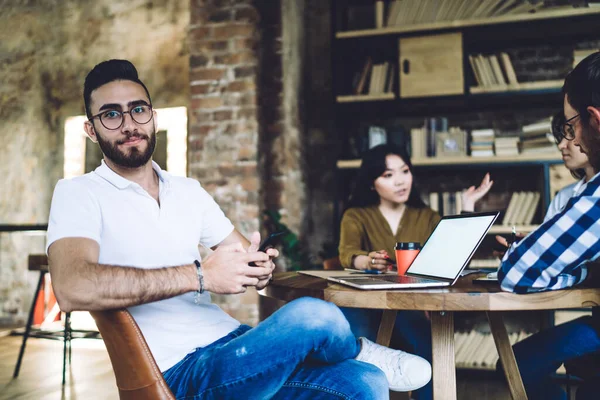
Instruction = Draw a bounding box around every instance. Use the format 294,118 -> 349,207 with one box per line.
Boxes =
0,335 -> 117,400
0,333 -> 561,400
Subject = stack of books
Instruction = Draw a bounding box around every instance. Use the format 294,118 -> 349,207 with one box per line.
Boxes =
494,133 -> 520,156
470,129 -> 495,157
502,191 -> 541,226
520,118 -> 556,154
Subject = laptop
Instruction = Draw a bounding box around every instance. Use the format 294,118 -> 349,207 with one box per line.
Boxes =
327,211 -> 499,290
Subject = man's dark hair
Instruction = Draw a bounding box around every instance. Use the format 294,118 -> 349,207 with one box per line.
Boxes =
563,51 -> 600,170
83,59 -> 152,119
346,144 -> 427,209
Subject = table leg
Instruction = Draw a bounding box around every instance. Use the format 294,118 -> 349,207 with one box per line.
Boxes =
487,312 -> 528,400
376,310 -> 397,347
431,311 -> 456,400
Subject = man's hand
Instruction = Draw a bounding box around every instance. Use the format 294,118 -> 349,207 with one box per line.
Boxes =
247,232 -> 278,290
201,241 -> 271,294
493,233 -> 525,259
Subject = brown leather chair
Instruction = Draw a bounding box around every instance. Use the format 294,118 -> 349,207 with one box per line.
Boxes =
90,309 -> 175,400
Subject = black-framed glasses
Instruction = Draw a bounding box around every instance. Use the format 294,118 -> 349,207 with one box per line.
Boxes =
563,114 -> 580,141
90,104 -> 153,130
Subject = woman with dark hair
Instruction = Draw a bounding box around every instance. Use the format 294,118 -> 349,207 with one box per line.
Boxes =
339,144 -> 492,271
338,144 -> 492,400
545,112 -> 595,222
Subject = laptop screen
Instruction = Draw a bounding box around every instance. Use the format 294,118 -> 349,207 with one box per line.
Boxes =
406,212 -> 498,280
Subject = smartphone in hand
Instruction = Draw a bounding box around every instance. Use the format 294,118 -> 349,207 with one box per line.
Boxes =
249,231 -> 284,266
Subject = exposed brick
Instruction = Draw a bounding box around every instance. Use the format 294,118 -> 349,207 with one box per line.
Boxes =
227,79 -> 255,92
191,96 -> 223,110
209,40 -> 230,51
214,52 -> 256,65
234,6 -> 260,23
234,37 -> 256,51
209,9 -> 232,22
191,83 -> 217,95
240,92 -> 256,107
189,26 -> 212,41
214,110 -> 234,121
190,68 -> 226,81
190,54 -> 210,68
237,145 -> 256,161
234,66 -> 255,79
213,24 -> 255,39
237,107 -> 257,119
189,124 -> 217,138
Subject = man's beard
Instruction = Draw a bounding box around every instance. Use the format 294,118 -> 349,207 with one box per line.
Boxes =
96,126 -> 156,169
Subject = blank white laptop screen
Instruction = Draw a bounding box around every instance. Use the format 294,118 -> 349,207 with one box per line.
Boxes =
407,214 -> 497,280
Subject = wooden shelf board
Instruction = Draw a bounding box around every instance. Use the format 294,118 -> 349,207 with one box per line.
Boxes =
469,80 -> 564,94
337,154 -> 562,169
336,8 -> 600,39
336,93 -> 395,103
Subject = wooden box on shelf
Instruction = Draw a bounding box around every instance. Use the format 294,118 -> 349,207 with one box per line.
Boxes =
399,32 -> 464,98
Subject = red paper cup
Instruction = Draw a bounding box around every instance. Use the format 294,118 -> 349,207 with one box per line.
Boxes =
395,242 -> 421,276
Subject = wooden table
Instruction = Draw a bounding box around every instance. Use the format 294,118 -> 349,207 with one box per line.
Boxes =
259,271 -> 600,400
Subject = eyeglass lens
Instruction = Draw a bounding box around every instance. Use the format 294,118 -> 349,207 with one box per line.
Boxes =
100,105 -> 152,130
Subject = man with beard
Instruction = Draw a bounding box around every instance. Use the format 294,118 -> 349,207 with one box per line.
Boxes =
496,52 -> 600,399
46,59 -> 432,399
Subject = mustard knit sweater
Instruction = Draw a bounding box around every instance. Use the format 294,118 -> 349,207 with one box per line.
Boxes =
338,205 -> 441,268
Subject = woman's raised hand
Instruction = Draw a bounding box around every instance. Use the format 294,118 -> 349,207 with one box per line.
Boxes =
461,173 -> 494,212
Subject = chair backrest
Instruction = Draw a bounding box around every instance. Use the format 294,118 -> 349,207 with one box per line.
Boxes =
90,309 -> 175,400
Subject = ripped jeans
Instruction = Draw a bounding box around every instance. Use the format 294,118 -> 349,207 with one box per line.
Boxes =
163,297 -> 389,400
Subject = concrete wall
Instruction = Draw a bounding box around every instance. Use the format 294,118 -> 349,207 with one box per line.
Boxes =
0,0 -> 189,325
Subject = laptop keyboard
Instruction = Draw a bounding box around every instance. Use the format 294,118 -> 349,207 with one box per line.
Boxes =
377,275 -> 441,284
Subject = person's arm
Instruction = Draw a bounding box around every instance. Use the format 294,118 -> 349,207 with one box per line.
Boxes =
461,173 -> 494,212
498,192 -> 600,293
339,209 -> 375,270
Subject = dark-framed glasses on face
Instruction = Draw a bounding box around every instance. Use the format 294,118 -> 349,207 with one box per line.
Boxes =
91,104 -> 153,130
563,114 -> 580,141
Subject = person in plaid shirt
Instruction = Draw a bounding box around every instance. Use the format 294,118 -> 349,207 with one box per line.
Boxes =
495,52 -> 600,400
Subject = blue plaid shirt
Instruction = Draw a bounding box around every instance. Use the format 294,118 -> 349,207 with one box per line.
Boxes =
498,172 -> 600,293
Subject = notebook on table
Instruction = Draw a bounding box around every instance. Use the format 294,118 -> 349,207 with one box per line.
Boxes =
327,211 -> 499,290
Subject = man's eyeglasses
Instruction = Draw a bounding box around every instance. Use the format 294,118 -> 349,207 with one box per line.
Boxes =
90,104 -> 153,130
562,114 -> 580,141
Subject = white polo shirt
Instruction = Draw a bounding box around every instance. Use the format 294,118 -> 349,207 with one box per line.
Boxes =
46,160 -> 239,371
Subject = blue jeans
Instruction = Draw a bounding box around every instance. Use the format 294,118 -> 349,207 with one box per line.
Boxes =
500,316 -> 600,400
340,308 -> 432,400
163,297 -> 389,399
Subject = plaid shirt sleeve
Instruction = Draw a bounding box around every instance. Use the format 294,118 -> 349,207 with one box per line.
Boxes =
498,177 -> 600,293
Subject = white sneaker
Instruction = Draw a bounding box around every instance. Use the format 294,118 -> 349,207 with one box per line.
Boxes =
355,337 -> 432,392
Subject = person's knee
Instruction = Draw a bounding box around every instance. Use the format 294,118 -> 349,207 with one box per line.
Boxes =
351,362 -> 389,399
283,297 -> 348,332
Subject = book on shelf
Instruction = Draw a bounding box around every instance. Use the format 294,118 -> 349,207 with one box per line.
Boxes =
381,0 -> 573,27
502,191 -> 540,226
470,128 -> 495,157
469,52 -> 518,89
354,58 -> 372,95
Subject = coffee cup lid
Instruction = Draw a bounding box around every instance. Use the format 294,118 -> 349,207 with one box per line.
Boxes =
395,242 -> 421,250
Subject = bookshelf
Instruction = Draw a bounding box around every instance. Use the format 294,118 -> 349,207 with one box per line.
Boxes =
336,7 -> 600,39
337,154 -> 562,169
331,1 -> 599,371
